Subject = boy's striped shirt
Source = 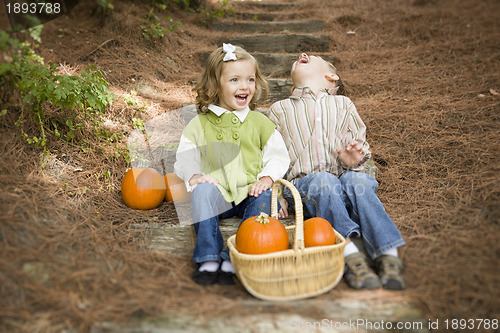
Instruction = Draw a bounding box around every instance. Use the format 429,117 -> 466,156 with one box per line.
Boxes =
268,87 -> 376,183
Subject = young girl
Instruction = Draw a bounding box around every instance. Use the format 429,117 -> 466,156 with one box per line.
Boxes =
174,44 -> 290,286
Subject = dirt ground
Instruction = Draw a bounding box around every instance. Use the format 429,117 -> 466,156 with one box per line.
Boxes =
1,0 -> 499,331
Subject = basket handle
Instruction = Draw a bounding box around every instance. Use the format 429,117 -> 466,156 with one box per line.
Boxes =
271,179 -> 304,251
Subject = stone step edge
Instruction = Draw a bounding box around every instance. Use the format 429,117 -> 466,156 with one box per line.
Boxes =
210,20 -> 323,33
211,19 -> 323,24
231,2 -> 296,8
130,216 -> 297,254
219,34 -> 330,53
218,32 -> 330,38
233,13 -> 280,21
90,298 -> 429,333
131,216 -> 297,233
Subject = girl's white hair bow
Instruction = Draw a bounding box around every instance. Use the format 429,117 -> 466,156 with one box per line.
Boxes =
222,43 -> 237,62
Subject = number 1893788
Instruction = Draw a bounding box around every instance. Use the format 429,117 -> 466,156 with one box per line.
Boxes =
444,318 -> 498,330
6,2 -> 61,15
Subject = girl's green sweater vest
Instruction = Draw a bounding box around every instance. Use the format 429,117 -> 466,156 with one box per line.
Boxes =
183,111 -> 276,204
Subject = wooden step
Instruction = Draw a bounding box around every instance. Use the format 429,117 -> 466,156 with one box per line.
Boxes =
218,33 -> 330,53
210,20 -> 323,33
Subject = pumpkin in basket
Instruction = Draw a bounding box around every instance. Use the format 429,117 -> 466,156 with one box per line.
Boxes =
235,212 -> 289,254
303,217 -> 336,247
121,168 -> 165,210
164,173 -> 190,202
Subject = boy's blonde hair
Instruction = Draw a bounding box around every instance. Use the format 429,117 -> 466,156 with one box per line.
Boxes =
195,45 -> 269,114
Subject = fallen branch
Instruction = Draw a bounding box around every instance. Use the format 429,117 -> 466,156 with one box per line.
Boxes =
85,39 -> 115,58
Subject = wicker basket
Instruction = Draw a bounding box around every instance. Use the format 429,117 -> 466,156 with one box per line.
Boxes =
227,179 -> 346,301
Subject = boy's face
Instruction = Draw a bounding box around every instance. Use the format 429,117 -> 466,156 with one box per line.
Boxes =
291,53 -> 338,88
218,59 -> 256,111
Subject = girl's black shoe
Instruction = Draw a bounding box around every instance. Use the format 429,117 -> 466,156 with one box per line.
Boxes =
217,270 -> 236,285
192,269 -> 218,285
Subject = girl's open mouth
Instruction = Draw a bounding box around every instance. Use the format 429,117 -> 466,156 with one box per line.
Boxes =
235,94 -> 248,104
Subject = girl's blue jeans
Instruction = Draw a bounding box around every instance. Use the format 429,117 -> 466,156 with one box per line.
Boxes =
283,171 -> 405,259
190,183 -> 276,264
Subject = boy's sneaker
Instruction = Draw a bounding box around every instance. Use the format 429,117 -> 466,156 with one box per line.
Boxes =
375,255 -> 406,290
344,252 -> 380,289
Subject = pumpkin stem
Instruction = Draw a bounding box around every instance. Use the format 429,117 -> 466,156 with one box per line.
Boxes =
255,212 -> 270,224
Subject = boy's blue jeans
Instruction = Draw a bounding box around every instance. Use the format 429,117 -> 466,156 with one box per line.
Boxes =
283,171 -> 405,259
190,183 -> 275,264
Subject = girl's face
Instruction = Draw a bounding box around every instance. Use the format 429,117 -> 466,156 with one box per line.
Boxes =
218,59 -> 256,111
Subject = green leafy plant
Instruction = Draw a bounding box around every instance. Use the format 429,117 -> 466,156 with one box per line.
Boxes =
141,9 -> 181,40
0,30 -> 116,167
132,117 -> 146,132
152,0 -> 169,10
103,170 -> 113,192
95,0 -> 114,12
197,0 -> 235,26
155,0 -> 195,10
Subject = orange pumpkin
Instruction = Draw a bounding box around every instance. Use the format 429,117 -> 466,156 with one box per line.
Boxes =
235,212 -> 289,254
164,173 -> 190,202
303,217 -> 336,247
121,168 -> 165,210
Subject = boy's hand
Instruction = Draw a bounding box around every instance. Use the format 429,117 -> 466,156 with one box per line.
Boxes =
249,176 -> 273,197
337,140 -> 364,167
189,174 -> 218,190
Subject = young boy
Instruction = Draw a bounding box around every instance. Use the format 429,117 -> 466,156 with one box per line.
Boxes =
268,53 -> 406,290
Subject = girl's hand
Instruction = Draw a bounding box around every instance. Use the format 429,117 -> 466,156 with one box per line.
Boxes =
189,174 -> 218,190
278,195 -> 288,218
249,176 -> 273,197
337,140 -> 364,167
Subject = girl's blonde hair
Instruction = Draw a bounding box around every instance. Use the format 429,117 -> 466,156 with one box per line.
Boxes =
194,45 -> 269,114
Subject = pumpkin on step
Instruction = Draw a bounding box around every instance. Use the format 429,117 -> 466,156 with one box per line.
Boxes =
303,217 -> 336,247
121,168 -> 165,210
164,173 -> 190,203
235,212 -> 289,255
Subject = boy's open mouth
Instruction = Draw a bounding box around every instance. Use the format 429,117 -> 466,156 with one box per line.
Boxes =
297,54 -> 309,64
